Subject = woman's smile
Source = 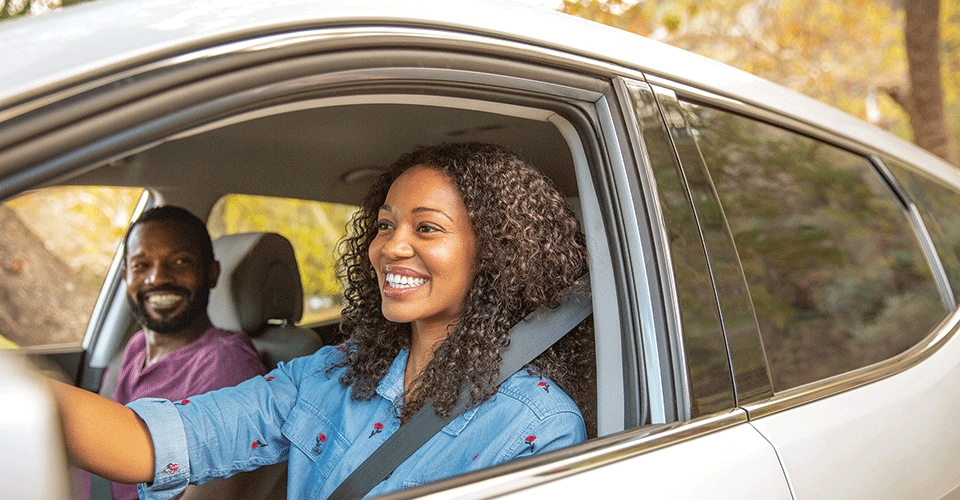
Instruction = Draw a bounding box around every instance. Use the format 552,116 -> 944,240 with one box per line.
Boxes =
382,267 -> 429,296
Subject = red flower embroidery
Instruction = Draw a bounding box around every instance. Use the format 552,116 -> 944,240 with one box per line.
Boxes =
524,435 -> 536,452
370,422 -> 384,438
337,343 -> 347,351
265,375 -> 276,381
537,381 -> 549,393
176,399 -> 190,405
313,433 -> 327,455
252,440 -> 268,449
159,462 -> 179,475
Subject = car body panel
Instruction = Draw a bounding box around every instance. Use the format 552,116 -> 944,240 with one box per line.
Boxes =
749,309 -> 960,498
503,423 -> 790,499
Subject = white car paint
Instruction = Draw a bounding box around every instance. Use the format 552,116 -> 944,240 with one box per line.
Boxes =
750,310 -> 960,499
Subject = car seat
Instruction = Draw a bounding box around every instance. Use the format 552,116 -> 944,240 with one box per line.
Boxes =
208,232 -> 325,369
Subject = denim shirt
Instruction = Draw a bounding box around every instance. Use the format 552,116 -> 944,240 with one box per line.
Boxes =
128,344 -> 586,499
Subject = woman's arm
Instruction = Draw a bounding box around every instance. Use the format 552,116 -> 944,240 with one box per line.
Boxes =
48,379 -> 156,484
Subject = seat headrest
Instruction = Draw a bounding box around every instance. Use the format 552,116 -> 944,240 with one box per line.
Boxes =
208,232 -> 304,334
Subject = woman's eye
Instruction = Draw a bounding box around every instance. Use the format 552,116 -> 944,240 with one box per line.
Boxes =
375,220 -> 393,231
417,224 -> 440,233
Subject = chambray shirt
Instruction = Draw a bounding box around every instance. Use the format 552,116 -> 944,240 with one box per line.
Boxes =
128,344 -> 586,499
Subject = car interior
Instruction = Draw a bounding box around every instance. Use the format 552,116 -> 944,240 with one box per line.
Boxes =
3,39 -> 649,489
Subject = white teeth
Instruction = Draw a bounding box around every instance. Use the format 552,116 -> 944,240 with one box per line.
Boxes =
147,293 -> 183,307
385,273 -> 427,288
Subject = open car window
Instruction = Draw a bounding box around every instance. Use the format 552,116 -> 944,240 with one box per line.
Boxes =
0,186 -> 144,350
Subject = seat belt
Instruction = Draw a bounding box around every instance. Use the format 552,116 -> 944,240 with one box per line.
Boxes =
329,274 -> 591,500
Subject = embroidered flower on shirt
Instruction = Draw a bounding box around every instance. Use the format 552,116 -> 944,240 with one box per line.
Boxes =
312,433 -> 327,455
370,422 -> 384,438
159,463 -> 179,475
251,440 -> 268,449
265,375 -> 276,381
537,381 -> 550,393
524,435 -> 537,452
175,399 -> 190,405
337,343 -> 347,351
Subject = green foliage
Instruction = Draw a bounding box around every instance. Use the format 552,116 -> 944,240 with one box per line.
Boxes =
686,102 -> 944,390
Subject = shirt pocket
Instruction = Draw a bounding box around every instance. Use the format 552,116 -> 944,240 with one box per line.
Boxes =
282,399 -> 348,479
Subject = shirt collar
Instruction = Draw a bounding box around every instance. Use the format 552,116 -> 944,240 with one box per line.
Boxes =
375,347 -> 483,435
377,347 -> 409,404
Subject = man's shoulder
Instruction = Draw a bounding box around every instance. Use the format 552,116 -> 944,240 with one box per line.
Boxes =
190,327 -> 266,374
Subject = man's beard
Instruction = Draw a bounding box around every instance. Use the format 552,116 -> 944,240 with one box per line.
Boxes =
127,284 -> 210,334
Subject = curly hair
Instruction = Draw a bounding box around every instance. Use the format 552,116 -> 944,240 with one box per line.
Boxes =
336,142 -> 596,436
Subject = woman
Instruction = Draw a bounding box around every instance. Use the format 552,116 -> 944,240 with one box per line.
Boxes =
53,142 -> 595,498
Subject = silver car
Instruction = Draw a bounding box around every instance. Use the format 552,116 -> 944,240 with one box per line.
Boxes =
2,0 -> 960,498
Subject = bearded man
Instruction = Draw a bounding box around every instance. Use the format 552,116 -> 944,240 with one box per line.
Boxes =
104,205 -> 267,499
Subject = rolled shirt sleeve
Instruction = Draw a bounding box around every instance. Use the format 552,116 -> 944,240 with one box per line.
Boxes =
127,398 -> 191,500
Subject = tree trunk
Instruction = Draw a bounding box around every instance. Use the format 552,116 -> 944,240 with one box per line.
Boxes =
903,0 -> 957,165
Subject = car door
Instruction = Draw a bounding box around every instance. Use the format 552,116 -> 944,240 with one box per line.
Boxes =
653,77 -> 960,498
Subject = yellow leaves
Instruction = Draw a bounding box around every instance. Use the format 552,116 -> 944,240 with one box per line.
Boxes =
662,13 -> 681,33
7,186 -> 144,288
560,0 -> 945,145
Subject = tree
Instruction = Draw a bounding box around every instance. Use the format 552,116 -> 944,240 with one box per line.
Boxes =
894,0 -> 957,165
1,0 -> 88,20
562,0 -> 959,166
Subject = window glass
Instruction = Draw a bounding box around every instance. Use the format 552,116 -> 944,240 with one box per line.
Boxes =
207,194 -> 358,325
682,102 -> 946,391
625,83 -> 735,418
884,157 -> 960,302
0,186 -> 145,349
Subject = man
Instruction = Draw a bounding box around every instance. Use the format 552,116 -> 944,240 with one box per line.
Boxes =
104,205 -> 267,499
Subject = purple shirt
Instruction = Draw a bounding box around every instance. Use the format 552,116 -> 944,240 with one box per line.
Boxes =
110,327 -> 267,500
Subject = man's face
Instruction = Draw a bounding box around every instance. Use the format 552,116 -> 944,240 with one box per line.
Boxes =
123,220 -> 217,334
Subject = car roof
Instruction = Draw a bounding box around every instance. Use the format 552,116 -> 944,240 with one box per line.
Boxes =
1,0 -> 955,185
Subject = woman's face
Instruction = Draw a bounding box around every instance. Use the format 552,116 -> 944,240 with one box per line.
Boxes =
369,166 -> 478,340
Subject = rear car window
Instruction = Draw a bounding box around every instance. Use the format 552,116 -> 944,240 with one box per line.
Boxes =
884,157 -> 960,303
207,194 -> 357,325
0,186 -> 145,349
681,102 -> 947,391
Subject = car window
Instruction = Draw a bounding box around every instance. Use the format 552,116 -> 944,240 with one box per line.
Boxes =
0,186 -> 145,349
623,82 -> 735,419
207,194 -> 358,325
884,157 -> 960,303
681,102 -> 947,391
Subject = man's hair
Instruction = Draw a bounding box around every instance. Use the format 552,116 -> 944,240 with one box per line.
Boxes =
123,205 -> 215,265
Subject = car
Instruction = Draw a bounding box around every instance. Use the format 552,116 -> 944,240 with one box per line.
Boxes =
2,0 -> 960,498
